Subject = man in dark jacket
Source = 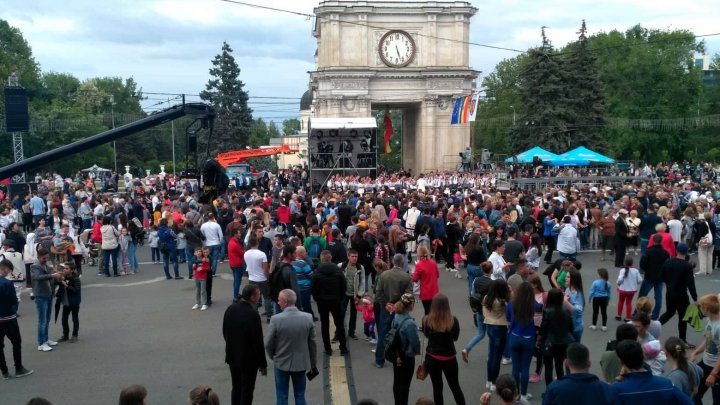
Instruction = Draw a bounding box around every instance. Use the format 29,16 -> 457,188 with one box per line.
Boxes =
614,209 -> 629,267
0,259 -> 33,379
638,204 -> 662,256
542,343 -> 613,405
223,284 -> 267,405
638,234 -> 670,320
269,246 -> 299,314
311,250 -> 347,355
659,243 -> 698,347
611,340 -> 693,404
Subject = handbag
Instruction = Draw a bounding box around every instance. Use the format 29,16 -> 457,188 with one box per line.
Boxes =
416,336 -> 428,381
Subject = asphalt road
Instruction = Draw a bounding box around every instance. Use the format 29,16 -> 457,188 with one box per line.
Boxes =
2,247 -> 718,405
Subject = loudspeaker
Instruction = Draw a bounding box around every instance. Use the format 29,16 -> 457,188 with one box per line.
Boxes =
188,134 -> 197,154
4,87 -> 29,132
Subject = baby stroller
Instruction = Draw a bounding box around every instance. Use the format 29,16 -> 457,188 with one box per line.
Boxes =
79,229 -> 100,267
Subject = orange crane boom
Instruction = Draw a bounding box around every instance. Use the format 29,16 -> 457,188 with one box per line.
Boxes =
215,144 -> 299,167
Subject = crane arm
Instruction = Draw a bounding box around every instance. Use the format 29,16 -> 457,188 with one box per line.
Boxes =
0,103 -> 215,180
215,144 -> 298,167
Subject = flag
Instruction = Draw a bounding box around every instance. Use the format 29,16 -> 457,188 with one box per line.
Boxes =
460,95 -> 472,123
383,109 -> 394,154
450,97 -> 463,124
467,92 -> 480,122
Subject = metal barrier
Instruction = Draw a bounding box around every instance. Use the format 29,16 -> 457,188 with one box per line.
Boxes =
510,175 -> 650,191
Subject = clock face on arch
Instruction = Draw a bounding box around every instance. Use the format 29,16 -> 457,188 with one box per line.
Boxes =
379,30 -> 416,68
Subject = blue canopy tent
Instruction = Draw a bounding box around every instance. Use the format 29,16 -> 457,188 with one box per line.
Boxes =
505,146 -> 560,163
561,146 -> 615,164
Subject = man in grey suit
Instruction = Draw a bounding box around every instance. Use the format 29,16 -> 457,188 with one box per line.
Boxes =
265,289 -> 318,405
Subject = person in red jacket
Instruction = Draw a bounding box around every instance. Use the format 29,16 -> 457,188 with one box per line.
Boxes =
192,248 -> 210,311
228,228 -> 246,302
91,215 -> 103,244
412,245 -> 440,315
646,223 -> 676,258
276,201 -> 291,227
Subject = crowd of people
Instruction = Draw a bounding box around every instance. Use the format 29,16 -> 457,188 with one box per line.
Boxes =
1,161 -> 720,404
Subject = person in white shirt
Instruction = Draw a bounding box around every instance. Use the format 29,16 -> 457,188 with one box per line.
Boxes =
200,212 -> 224,276
666,211 -> 683,244
555,216 -> 579,259
244,236 -> 272,323
488,240 -> 512,280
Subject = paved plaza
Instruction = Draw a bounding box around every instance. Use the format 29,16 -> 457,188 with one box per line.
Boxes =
3,247 -> 719,404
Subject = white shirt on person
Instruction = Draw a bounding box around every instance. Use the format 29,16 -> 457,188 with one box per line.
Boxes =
667,219 -> 682,243
200,221 -> 223,247
488,252 -> 506,280
244,248 -> 268,282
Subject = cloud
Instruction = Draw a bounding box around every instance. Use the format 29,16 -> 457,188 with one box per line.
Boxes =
2,0 -> 719,123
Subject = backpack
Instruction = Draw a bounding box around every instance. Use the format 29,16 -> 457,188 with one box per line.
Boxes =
269,262 -> 293,302
384,317 -> 411,363
308,236 -> 322,260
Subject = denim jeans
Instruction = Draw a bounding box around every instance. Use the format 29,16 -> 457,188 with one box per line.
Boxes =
466,264 -> 481,294
639,238 -> 649,256
486,324 -> 507,384
81,218 -> 93,234
464,313 -> 486,353
151,247 -> 160,262
638,280 -> 664,320
298,287 -> 315,319
185,247 -> 196,278
102,247 -> 119,276
274,368 -> 306,405
208,244 -> 222,275
375,307 -> 394,367
231,265 -> 246,299
35,296 -> 52,345
558,251 -> 576,260
127,242 -> 139,271
341,295 -> 358,336
163,249 -> 179,278
509,332 -> 535,396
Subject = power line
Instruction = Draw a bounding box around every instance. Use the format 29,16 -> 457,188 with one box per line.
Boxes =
217,0 -> 525,53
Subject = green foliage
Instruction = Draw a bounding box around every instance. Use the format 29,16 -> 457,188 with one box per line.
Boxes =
511,29 -> 574,153
589,25 -> 704,161
473,54 -> 528,156
480,22 -> 711,163
249,118 -> 269,148
200,42 -> 253,155
562,20 -> 606,150
282,118 -> 300,135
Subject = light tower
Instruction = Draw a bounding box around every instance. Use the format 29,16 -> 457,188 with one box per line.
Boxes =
4,73 -> 28,183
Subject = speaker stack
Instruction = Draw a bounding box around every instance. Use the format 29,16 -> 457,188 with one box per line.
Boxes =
4,87 -> 29,133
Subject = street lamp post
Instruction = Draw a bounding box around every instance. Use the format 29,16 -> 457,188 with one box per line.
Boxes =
109,95 -> 117,173
510,105 -> 516,126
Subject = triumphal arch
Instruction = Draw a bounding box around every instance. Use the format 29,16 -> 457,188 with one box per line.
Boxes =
310,0 -> 479,174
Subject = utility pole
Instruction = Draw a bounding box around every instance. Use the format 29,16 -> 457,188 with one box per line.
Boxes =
110,95 -> 117,173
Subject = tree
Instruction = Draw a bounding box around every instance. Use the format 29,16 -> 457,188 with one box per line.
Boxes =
248,118 -> 268,148
473,54 -> 528,155
563,20 -> 606,150
282,118 -> 300,135
0,19 -> 41,107
511,28 -> 572,153
588,25 -> 704,161
200,42 -> 253,155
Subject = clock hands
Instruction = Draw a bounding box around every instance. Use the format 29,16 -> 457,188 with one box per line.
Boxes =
395,45 -> 401,59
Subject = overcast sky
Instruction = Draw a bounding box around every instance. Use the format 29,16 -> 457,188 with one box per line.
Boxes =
2,0 -> 718,122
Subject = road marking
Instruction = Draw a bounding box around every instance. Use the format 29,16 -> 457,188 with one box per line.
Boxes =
325,320 -> 354,405
83,274 -> 233,288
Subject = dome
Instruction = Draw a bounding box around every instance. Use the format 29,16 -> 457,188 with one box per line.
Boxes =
300,89 -> 313,111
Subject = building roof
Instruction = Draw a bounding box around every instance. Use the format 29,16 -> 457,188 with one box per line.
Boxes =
300,89 -> 313,111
